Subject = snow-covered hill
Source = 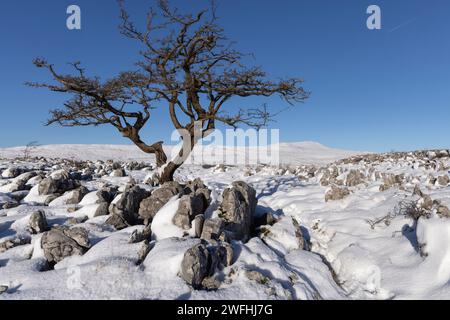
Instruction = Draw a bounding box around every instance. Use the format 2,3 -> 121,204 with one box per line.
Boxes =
0,142 -> 361,166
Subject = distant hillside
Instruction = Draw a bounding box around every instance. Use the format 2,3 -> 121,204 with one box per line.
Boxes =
0,142 -> 362,166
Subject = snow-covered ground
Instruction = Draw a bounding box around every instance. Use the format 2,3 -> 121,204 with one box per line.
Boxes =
0,143 -> 449,300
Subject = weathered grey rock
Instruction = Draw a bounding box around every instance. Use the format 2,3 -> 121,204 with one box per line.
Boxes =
184,178 -> 206,193
44,195 -> 59,206
92,202 -> 110,217
437,205 -> 450,218
10,191 -> 29,202
112,162 -> 122,170
245,270 -> 269,284
292,218 -> 306,250
184,179 -> 212,203
201,218 -> 224,241
428,176 -> 437,186
66,186 -> 89,205
66,216 -> 88,226
125,161 -> 148,171
41,227 -> 90,264
18,171 -> 37,184
219,181 -> 257,241
0,235 -> 31,254
345,170 -> 366,187
25,174 -> 44,187
139,182 -> 182,223
325,185 -> 350,202
136,240 -> 151,265
298,175 -> 309,182
27,210 -> 48,234
5,172 -> 37,192
67,206 -> 79,213
98,186 -> 119,203
180,243 -> 210,289
111,168 -> 126,177
38,178 -> 58,195
221,242 -> 234,267
193,214 -> 205,238
129,226 -> 152,243
162,181 -> 184,192
83,187 -> 117,205
195,188 -> 212,205
379,174 -> 405,192
201,276 -> 222,290
2,201 -> 19,209
1,167 -> 23,179
173,194 -> 208,230
0,286 -> 7,295
320,167 -> 339,186
254,212 -> 277,228
421,195 -> 434,211
208,242 -> 234,270
107,186 -> 150,229
38,170 -> 79,196
65,227 -> 90,248
437,175 -> 450,186
180,241 -> 232,289
105,214 -> 129,230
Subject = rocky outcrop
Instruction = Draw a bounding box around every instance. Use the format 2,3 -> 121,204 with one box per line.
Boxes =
129,226 -> 152,244
27,210 -> 48,234
173,194 -> 208,230
180,241 -> 233,290
345,170 -> 365,187
218,181 -> 257,241
180,243 -> 210,289
325,185 -> 350,202
184,178 -> 212,203
1,167 -> 24,179
139,181 -> 183,224
1,171 -> 37,192
193,214 -> 205,238
201,218 -> 225,241
65,186 -> 89,205
379,174 -> 404,192
136,240 -> 151,265
0,235 -> 31,254
320,166 -> 340,186
111,168 -> 126,177
106,186 -> 151,230
437,175 -> 450,187
436,204 -> 450,218
253,212 -> 277,228
41,227 -> 90,264
38,170 -> 79,196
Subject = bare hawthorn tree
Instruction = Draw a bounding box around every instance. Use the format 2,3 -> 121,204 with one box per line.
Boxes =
27,0 -> 310,183
22,141 -> 40,160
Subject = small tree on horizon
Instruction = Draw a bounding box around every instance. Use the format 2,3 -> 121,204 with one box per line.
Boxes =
27,0 -> 310,183
22,141 -> 40,160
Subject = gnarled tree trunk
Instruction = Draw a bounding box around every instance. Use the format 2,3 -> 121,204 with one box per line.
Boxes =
158,161 -> 182,184
157,137 -> 197,184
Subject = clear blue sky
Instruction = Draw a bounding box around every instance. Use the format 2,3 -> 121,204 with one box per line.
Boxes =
0,0 -> 449,152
